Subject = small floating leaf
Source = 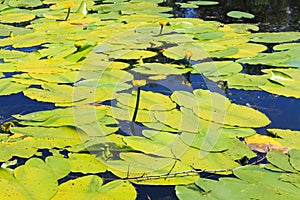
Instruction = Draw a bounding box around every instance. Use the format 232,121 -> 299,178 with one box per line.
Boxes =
227,11 -> 254,19
188,1 -> 219,6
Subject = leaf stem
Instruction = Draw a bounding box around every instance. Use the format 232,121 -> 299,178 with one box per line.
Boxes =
132,87 -> 141,122
65,8 -> 71,21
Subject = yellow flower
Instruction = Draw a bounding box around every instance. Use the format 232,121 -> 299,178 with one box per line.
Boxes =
74,41 -> 83,48
159,20 -> 167,26
132,79 -> 146,87
64,2 -> 74,9
184,50 -> 193,58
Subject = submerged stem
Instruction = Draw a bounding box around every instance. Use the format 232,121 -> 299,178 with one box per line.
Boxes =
132,87 -> 141,122
159,25 -> 164,35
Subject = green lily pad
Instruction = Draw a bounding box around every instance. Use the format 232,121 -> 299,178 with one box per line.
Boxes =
116,90 -> 176,111
289,149 -> 300,171
250,32 -> 300,43
227,11 -> 254,19
108,49 -> 157,60
0,78 -> 28,96
0,135 -> 37,162
0,158 -> 58,200
68,153 -> 107,174
176,3 -> 198,8
163,43 -> 210,60
176,165 -> 300,199
267,150 -> 297,172
259,69 -> 300,98
188,1 -> 219,6
191,61 -> 243,77
0,8 -> 36,23
132,63 -> 191,75
123,130 -> 178,158
13,107 -> 107,127
52,176 -> 137,200
8,0 -> 43,8
0,24 -> 33,36
105,152 -> 198,185
267,129 -> 300,150
10,126 -> 86,149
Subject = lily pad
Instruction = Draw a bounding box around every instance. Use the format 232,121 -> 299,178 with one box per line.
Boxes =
250,32 -> 300,43
52,176 -> 137,200
0,158 -> 58,199
227,11 -> 255,19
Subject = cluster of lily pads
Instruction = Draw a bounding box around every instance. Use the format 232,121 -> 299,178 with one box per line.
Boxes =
0,0 -> 300,199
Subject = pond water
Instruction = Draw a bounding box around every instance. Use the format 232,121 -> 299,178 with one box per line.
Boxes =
0,0 -> 300,199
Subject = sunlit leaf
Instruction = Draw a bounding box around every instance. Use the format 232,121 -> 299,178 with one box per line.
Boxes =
0,135 -> 37,162
250,32 -> 300,43
0,158 -> 58,200
267,150 -> 297,172
52,176 -> 137,200
0,78 -> 28,95
68,153 -> 107,173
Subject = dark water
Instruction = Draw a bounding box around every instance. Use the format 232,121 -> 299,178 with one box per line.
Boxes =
0,1 -> 300,200
166,0 -> 300,31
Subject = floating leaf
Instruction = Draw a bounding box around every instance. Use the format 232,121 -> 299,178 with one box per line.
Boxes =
267,150 -> 297,172
13,107 -> 107,127
116,90 -> 176,111
0,9 -> 36,23
289,149 -> 300,171
192,89 -> 270,128
191,61 -> 243,77
0,78 -> 28,95
68,153 -> 107,174
163,43 -> 209,60
45,156 -> 71,180
132,63 -> 191,75
0,134 -> 37,162
267,129 -> 300,150
176,3 -> 198,9
8,0 -> 43,8
188,1 -> 219,6
105,152 -> 198,185
52,176 -> 137,200
10,126 -> 86,149
0,158 -> 58,200
250,32 -> 300,43
109,50 -> 157,60
259,69 -> 300,98
227,11 -> 254,19
177,165 -> 300,199
123,130 -> 178,158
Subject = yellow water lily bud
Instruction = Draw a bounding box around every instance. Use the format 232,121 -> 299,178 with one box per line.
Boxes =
64,2 -> 74,9
74,41 -> 83,48
159,20 -> 167,26
184,50 -> 193,58
132,79 -> 146,87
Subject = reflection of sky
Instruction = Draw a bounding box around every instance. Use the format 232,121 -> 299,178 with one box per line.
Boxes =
228,89 -> 300,132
